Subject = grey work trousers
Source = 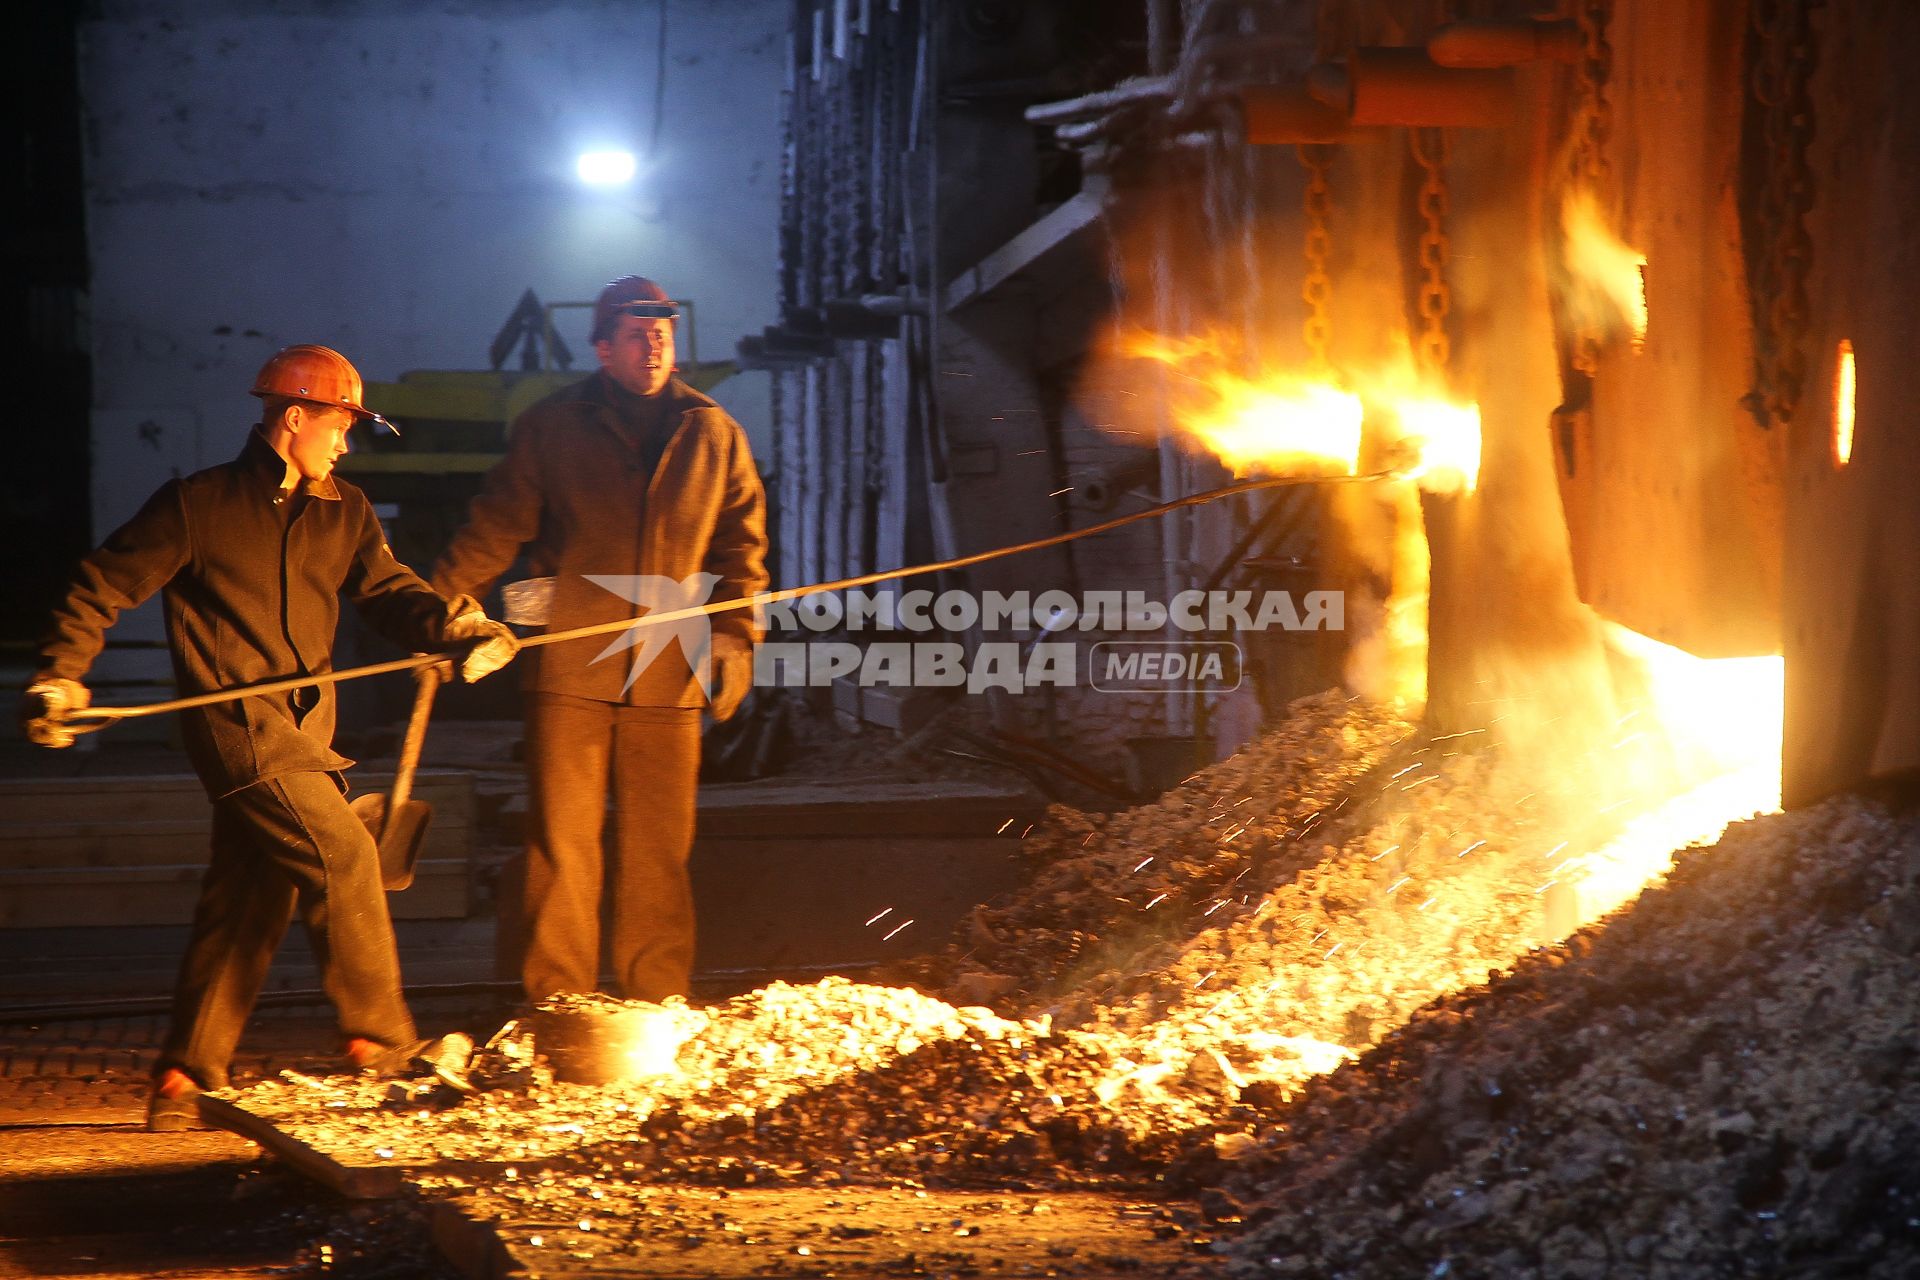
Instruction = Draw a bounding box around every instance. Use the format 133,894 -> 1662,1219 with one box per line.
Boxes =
157,770 -> 417,1089
521,693 -> 701,1002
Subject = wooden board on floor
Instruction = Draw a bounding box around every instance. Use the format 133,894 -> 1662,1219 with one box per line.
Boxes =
0,771 -> 475,927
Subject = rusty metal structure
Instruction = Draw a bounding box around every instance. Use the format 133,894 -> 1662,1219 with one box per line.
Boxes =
755,0 -> 1916,807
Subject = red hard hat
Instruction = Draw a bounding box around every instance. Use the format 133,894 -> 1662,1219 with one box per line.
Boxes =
249,344 -> 397,434
590,276 -> 679,343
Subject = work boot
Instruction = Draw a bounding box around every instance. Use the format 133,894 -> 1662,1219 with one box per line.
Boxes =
346,1033 -> 475,1085
146,1068 -> 204,1133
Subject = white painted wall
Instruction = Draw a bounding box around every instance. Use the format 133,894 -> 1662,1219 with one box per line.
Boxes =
81,0 -> 785,575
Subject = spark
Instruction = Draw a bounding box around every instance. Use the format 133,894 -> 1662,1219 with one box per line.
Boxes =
1386,876 -> 1411,895
1456,840 -> 1487,858
1049,487 -> 1074,497
865,908 -> 893,927
1204,899 -> 1230,916
1403,775 -> 1438,791
996,818 -> 1015,834
1132,856 -> 1154,872
1541,840 -> 1570,860
1144,893 -> 1169,910
1430,728 -> 1485,742
1370,843 -> 1402,862
1192,971 -> 1216,988
1417,896 -> 1437,910
1325,941 -> 1343,958
882,918 -> 916,941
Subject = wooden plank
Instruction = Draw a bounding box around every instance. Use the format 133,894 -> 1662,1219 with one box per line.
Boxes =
1,821 -> 469,870
0,861 -> 470,928
0,771 -> 474,826
198,1094 -> 403,1200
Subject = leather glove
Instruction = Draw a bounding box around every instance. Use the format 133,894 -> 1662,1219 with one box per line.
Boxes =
707,633 -> 754,722
444,610 -> 520,683
21,678 -> 90,749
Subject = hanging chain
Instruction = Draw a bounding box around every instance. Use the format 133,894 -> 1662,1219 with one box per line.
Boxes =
1410,126 -> 1453,378
1747,0 -> 1824,428
1571,0 -> 1614,187
1568,0 -> 1614,376
1298,143 -> 1335,374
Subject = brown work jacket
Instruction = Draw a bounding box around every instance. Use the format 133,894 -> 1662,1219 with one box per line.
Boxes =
430,371 -> 768,707
37,430 -> 474,798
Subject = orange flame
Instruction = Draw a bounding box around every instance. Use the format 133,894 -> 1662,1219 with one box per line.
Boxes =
1114,329 -> 1481,495
1118,329 -> 1364,477
1560,190 -> 1648,350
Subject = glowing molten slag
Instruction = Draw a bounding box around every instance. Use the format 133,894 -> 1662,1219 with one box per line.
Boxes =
1560,189 -> 1649,351
1567,625 -> 1784,927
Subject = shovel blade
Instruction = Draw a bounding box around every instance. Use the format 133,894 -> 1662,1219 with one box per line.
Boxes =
349,793 -> 433,892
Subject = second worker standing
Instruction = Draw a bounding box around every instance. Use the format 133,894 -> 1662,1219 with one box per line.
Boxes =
432,275 -> 769,1003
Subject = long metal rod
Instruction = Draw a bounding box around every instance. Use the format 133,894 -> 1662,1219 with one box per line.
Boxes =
67,470 -> 1400,725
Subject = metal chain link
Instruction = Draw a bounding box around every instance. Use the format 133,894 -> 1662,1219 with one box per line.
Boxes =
1410,126 -> 1453,377
1298,143 -> 1334,373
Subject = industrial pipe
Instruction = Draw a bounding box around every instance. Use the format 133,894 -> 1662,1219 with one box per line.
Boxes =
1428,19 -> 1582,69
1238,85 -> 1348,145
1309,48 -> 1515,129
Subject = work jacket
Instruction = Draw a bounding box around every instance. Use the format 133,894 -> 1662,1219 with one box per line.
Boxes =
431,371 -> 768,707
37,430 -> 473,798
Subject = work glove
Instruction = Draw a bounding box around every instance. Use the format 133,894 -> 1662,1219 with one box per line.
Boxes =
21,677 -> 90,749
444,610 -> 520,683
707,633 -> 754,722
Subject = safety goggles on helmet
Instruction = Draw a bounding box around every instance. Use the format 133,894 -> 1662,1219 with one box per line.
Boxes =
612,301 -> 681,321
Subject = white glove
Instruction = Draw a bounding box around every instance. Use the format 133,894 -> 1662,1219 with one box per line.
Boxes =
445,611 -> 520,683
707,634 -> 754,722
21,678 -> 90,749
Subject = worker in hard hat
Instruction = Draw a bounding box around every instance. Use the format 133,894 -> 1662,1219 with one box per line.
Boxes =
20,344 -> 521,1131
431,276 -> 767,1005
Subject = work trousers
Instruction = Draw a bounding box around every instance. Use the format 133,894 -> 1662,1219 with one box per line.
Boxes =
157,770 -> 417,1089
522,693 -> 701,1002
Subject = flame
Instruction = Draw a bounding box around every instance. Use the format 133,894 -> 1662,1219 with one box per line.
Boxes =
1563,625 -> 1784,927
1117,329 -> 1363,476
619,1002 -> 704,1078
1560,190 -> 1649,350
1384,395 -> 1482,496
1114,328 -> 1480,495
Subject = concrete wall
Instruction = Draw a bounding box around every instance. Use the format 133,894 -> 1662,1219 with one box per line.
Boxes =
80,0 -> 786,633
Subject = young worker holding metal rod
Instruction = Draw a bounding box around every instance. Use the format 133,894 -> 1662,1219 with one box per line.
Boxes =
19,345 -> 520,1131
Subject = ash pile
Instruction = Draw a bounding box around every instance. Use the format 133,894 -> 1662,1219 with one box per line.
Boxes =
223,690 -> 1920,1276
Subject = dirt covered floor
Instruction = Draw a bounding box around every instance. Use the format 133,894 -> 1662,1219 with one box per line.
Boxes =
206,691 -> 1920,1276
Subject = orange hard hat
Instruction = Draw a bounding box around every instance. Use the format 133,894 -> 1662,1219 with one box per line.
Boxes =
249,344 -> 397,433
